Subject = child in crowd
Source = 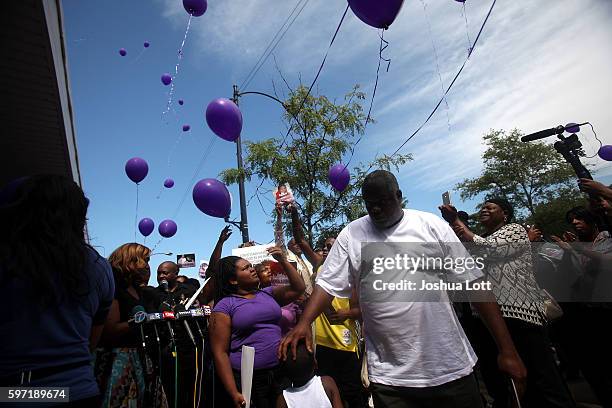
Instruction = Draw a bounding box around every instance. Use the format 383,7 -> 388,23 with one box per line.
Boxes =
277,341 -> 343,408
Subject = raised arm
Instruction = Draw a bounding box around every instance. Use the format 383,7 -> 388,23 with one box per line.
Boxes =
200,226 -> 233,304
289,205 -> 323,269
269,246 -> 306,306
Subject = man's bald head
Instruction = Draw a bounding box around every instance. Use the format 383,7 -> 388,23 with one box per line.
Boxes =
361,170 -> 404,229
157,261 -> 179,287
362,170 -> 400,196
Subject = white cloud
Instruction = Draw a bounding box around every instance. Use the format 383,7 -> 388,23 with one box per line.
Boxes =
160,0 -> 612,197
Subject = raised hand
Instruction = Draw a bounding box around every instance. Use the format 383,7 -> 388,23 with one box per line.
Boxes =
438,204 -> 458,223
219,225 -> 233,243
527,225 -> 542,242
267,246 -> 286,263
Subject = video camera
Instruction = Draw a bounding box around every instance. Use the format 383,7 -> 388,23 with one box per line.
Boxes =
521,122 -> 592,180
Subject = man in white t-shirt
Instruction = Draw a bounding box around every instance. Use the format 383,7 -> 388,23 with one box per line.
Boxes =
279,170 -> 527,407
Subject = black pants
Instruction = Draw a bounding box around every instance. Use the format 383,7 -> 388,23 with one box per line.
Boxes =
557,304 -> 612,408
370,373 -> 483,408
470,317 -> 575,408
316,345 -> 367,408
214,367 -> 282,408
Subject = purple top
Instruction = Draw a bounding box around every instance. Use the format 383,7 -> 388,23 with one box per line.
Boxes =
213,286 -> 281,370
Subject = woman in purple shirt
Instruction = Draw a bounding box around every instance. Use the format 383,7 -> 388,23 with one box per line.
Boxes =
210,246 -> 305,408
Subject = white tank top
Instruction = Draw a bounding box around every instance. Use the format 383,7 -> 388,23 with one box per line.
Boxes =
282,376 -> 332,408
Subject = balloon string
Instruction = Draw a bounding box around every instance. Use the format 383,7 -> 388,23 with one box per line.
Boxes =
389,0 -> 498,158
585,122 -> 603,159
245,4 -> 350,207
129,48 -> 147,65
135,183 -> 140,242
343,29 -> 390,171
163,13 -> 193,118
419,0 -> 452,133
151,237 -> 163,253
172,134 -> 217,219
461,3 -> 473,55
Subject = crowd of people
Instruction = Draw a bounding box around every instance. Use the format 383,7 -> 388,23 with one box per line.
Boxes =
0,171 -> 611,408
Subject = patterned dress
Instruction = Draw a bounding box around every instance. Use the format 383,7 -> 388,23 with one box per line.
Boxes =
472,223 -> 546,325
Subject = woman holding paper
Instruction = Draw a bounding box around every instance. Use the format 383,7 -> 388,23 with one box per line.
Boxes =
210,246 -> 306,408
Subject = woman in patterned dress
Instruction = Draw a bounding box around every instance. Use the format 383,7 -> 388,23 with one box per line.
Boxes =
441,198 -> 575,408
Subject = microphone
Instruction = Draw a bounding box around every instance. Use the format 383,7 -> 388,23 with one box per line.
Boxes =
521,122 -> 587,142
175,305 -> 197,347
162,311 -> 176,343
131,306 -> 153,371
160,279 -> 169,292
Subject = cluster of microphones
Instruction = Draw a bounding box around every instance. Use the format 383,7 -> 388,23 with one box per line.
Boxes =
132,305 -> 211,325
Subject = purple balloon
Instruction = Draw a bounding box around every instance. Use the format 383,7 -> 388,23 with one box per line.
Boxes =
193,178 -> 232,218
178,99 -> 184,105
161,73 -> 172,86
182,124 -> 191,132
164,178 -> 175,188
183,0 -> 207,17
565,123 -> 580,133
348,0 -> 404,29
144,41 -> 150,48
138,218 -> 155,237
119,48 -> 127,56
158,219 -> 178,238
328,164 -> 350,192
598,145 -> 612,161
125,157 -> 149,184
205,98 -> 243,142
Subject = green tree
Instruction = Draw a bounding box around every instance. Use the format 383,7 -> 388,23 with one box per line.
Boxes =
220,85 -> 412,245
456,129 -> 586,235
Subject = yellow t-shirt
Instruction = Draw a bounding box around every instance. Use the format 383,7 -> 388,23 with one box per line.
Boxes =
315,297 -> 357,352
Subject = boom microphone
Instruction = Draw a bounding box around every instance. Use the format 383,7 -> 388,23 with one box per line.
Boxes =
521,122 -> 587,142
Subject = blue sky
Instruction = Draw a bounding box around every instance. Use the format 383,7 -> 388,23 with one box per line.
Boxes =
63,0 -> 612,280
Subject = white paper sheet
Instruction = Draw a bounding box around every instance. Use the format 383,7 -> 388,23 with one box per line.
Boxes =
241,345 -> 255,408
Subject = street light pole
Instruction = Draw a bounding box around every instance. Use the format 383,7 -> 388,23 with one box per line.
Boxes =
232,85 -> 250,244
